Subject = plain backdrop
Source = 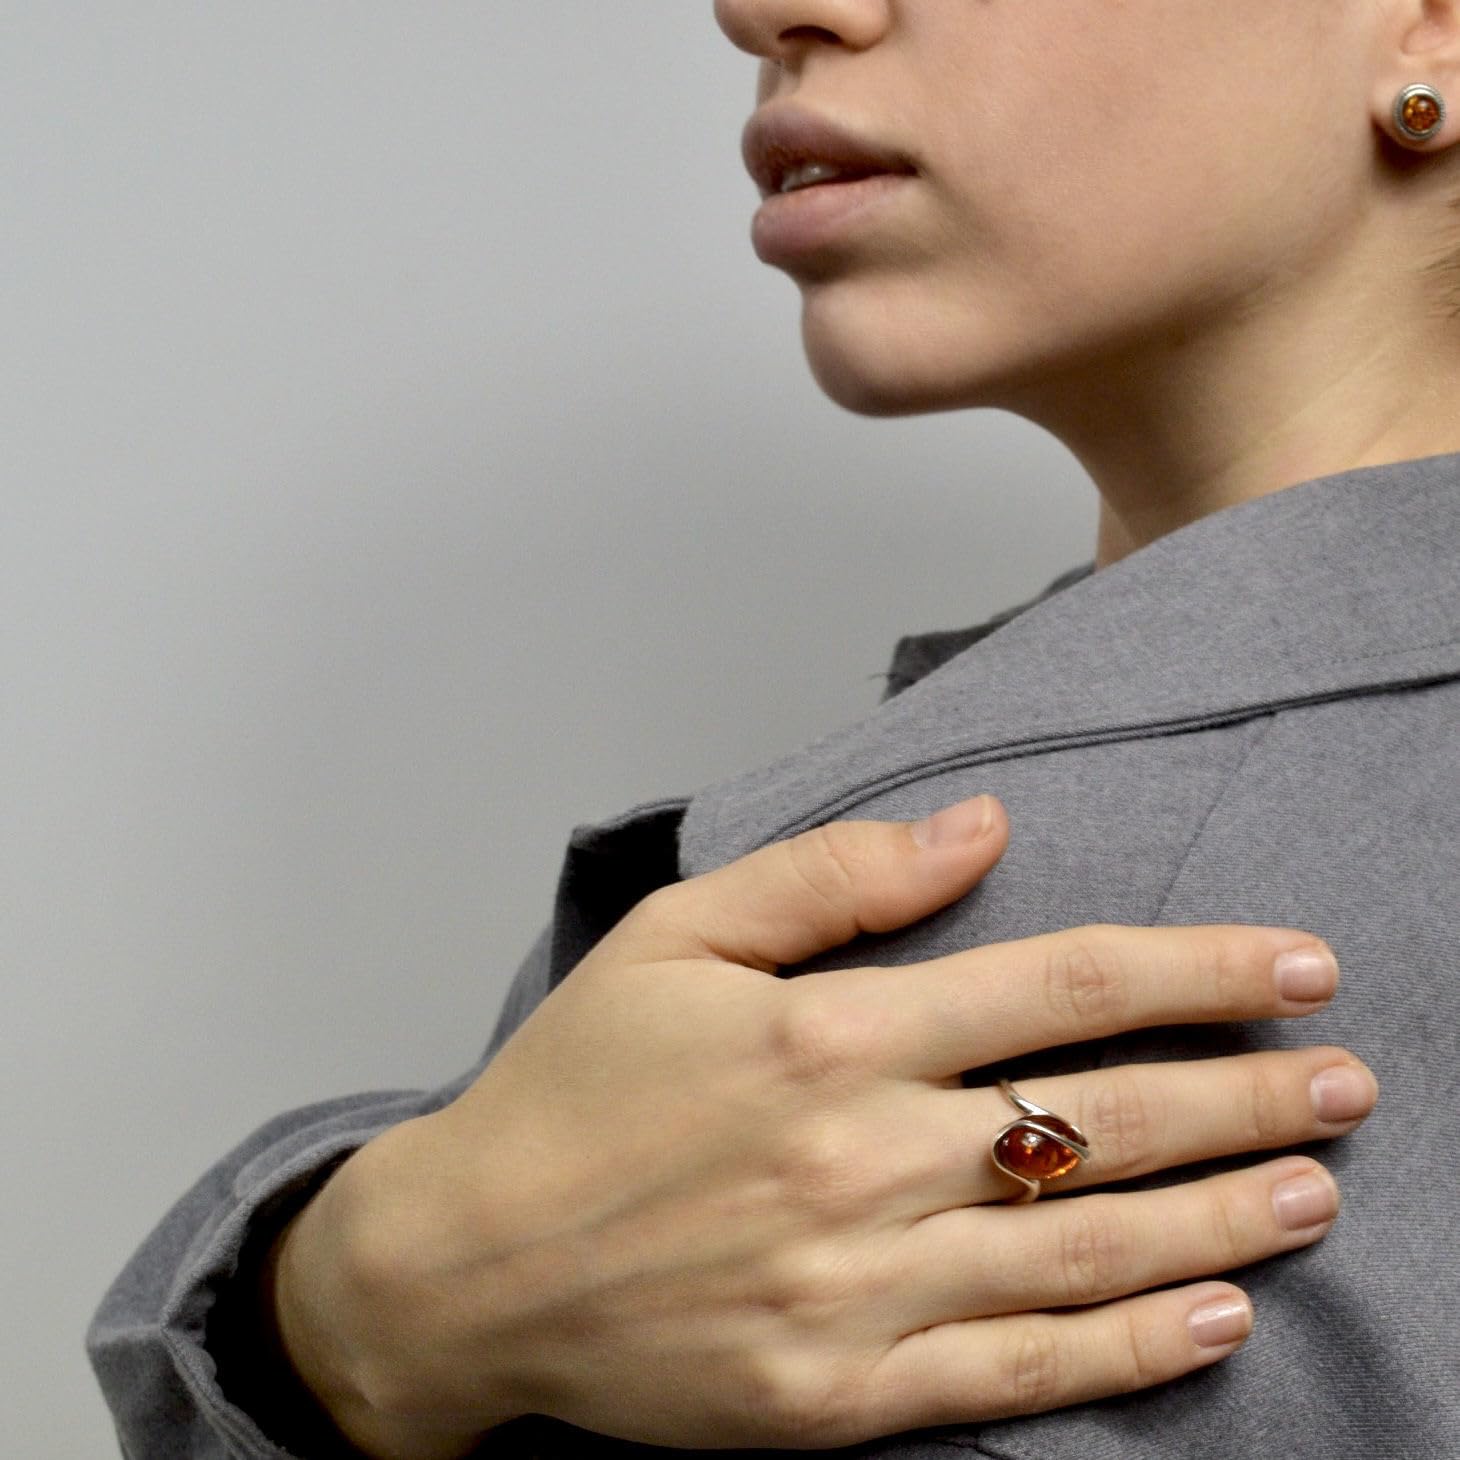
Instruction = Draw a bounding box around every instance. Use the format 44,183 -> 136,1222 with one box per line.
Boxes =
2,5 -> 1097,1453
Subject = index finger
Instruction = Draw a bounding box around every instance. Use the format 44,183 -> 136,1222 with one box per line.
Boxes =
824,923 -> 1339,1080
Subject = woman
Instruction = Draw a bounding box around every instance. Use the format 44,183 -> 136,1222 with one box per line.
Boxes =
89,1 -> 1459,1456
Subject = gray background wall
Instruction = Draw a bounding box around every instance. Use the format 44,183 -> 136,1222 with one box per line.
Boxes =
2,5 -> 1095,1453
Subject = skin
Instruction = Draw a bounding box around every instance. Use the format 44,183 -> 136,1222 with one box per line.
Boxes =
712,0 -> 1460,566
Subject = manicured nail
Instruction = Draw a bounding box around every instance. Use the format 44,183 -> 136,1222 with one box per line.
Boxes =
1274,947 -> 1338,1003
912,795 -> 994,849
1188,1294 -> 1253,1350
1310,1063 -> 1377,1123
1272,1169 -> 1339,1231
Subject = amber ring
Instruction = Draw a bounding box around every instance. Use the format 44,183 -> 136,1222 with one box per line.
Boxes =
990,1079 -> 1091,1203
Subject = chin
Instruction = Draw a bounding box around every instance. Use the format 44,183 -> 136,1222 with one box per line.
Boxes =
802,327 -> 964,417
797,289 -> 1012,418
797,282 -> 1140,427
807,350 -> 948,416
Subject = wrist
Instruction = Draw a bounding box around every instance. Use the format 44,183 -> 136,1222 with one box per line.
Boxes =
266,1199 -> 373,1435
270,1123 -> 524,1460
209,1161 -> 378,1460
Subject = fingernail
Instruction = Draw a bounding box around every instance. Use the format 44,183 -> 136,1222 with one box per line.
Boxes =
1274,947 -> 1338,1003
1310,1063 -> 1377,1123
1188,1295 -> 1253,1350
912,794 -> 995,849
1272,1169 -> 1339,1231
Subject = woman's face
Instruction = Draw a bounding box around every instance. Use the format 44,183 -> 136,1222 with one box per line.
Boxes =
712,0 -> 1380,421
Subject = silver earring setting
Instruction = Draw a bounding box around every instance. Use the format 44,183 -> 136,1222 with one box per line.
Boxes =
1394,83 -> 1447,144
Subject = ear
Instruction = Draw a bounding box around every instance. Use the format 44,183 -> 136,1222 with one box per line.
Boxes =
1373,0 -> 1460,151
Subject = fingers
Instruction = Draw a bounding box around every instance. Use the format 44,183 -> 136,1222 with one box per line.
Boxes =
886,1155 -> 1337,1330
862,1279 -> 1254,1439
610,794 -> 1009,972
847,921 -> 1342,1079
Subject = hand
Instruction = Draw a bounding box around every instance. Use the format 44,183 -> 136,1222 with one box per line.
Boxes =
271,793 -> 1377,1459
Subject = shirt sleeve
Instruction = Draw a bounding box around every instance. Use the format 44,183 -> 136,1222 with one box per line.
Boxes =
85,924 -> 555,1459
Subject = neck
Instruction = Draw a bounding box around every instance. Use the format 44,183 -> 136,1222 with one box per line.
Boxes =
1004,232 -> 1460,571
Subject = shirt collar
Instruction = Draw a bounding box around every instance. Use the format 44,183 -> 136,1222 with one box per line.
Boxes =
880,561 -> 1096,702
680,450 -> 1460,875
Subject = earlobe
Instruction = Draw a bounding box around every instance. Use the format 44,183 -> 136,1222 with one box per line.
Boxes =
1393,82 -> 1449,144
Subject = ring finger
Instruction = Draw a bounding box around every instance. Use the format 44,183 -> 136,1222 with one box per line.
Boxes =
900,1045 -> 1378,1214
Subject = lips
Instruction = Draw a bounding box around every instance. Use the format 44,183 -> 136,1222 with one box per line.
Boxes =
741,104 -> 917,201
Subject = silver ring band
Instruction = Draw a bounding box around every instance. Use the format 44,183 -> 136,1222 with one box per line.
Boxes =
990,1078 -> 1091,1203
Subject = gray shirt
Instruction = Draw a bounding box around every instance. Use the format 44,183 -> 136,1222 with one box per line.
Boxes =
88,451 -> 1460,1457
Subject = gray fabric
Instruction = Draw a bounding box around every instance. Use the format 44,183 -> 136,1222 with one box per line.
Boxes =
87,451 -> 1460,1457
878,562 -> 1097,702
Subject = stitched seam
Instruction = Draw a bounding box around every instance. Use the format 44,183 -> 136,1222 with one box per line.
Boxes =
767,700 -> 1286,846
1148,711 -> 1278,924
897,633 -> 1460,712
1340,631 -> 1460,662
877,639 -> 1460,786
765,666 -> 1460,848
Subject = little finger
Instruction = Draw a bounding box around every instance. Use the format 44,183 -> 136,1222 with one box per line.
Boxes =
861,1279 -> 1253,1439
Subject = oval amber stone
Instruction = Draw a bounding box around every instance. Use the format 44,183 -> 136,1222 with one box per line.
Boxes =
1403,95 -> 1441,135
995,1119 -> 1082,1181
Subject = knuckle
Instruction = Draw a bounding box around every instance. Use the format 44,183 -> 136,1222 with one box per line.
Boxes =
742,1351 -> 848,1448
805,1361 -> 871,1449
737,1351 -> 814,1443
1056,1203 -> 1126,1306
794,1360 -> 858,1442
1245,1062 -> 1287,1146
1044,930 -> 1129,1029
785,823 -> 866,926
772,1114 -> 871,1223
1119,1301 -> 1170,1391
1205,1188 -> 1252,1271
622,882 -> 690,942
768,988 -> 868,1087
1003,1324 -> 1063,1415
760,1241 -> 860,1319
1197,930 -> 1255,1016
1085,1071 -> 1160,1176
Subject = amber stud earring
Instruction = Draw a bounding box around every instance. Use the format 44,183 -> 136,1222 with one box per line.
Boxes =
1394,83 -> 1447,144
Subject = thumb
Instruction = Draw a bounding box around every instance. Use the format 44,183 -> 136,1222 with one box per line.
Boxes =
616,794 -> 1007,972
